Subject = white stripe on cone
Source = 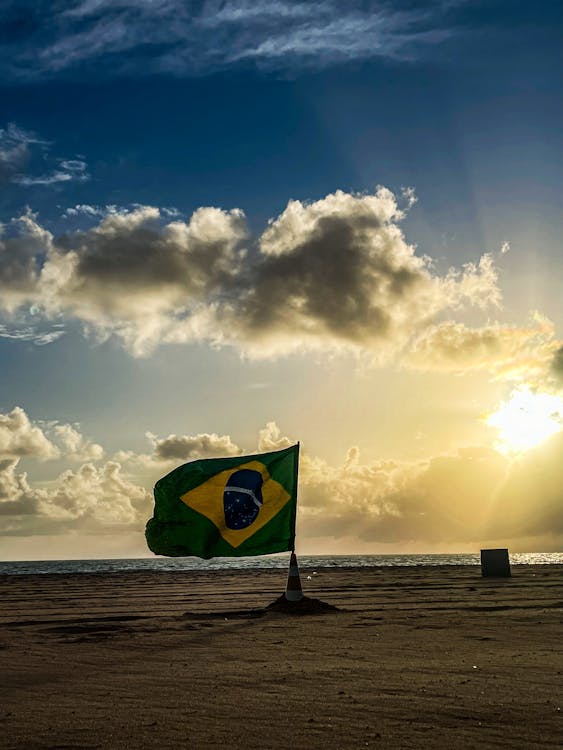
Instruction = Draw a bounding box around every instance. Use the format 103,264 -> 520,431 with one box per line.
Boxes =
285,551 -> 303,602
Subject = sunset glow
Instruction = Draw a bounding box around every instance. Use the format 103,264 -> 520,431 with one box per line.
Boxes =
1,1 -> 562,559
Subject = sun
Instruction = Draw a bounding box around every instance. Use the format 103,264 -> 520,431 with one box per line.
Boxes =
486,387 -> 563,455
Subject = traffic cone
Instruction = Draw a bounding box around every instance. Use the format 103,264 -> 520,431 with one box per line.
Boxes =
285,551 -> 303,602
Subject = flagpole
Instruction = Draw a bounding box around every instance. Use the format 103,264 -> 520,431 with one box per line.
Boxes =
292,441 -> 300,553
282,442 -> 304,602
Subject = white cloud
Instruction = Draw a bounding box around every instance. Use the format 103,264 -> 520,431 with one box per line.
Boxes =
61,204 -> 181,221
257,421 -> 294,452
52,424 -> 105,462
13,159 -> 89,186
63,204 -> 119,218
0,408 -> 59,460
1,1 -> 460,81
0,406 -> 147,532
0,122 -> 89,187
36,461 -> 150,525
0,323 -> 65,345
227,8 -> 450,67
0,458 -> 151,533
0,407 -> 103,464
0,459 -> 40,517
404,314 -> 561,384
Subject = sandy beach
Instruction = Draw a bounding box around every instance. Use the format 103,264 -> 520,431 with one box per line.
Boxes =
1,564 -> 561,749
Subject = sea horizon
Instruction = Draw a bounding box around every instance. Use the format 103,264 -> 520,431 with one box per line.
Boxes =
1,551 -> 561,576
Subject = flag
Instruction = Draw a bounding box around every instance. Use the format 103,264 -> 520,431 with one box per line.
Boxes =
145,444 -> 299,559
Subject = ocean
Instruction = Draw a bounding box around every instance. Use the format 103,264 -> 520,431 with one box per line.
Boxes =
0,552 -> 561,576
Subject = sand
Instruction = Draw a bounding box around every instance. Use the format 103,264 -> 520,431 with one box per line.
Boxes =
1,564 -> 561,749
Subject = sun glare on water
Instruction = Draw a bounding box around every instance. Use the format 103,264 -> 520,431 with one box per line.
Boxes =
486,387 -> 563,455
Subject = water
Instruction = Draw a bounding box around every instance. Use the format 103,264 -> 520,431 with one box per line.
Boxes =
0,552 -> 561,576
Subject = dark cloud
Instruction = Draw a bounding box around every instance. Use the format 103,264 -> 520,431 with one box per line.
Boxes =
0,213 -> 52,311
236,215 -> 397,340
550,346 -> 563,382
205,189 -> 497,358
0,189 -> 501,358
63,206 -> 245,292
150,431 -> 241,461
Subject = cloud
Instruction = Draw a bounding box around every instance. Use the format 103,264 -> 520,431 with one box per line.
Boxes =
12,158 -> 89,186
247,421 -> 562,549
1,1 -> 460,81
139,419 -> 563,550
0,123 -> 43,184
0,409 -> 146,533
298,446 -> 504,545
0,459 -> 40,516
113,429 -> 243,476
0,188 -> 502,360
0,459 -> 151,533
51,424 -> 104,462
550,346 -> 563,383
0,407 -> 59,460
404,314 -> 562,385
148,430 -> 241,461
211,189 -> 499,359
0,415 -> 561,550
0,406 -> 103,463
0,122 -> 89,187
0,323 -> 65,345
225,6 -> 451,68
37,461 -> 151,526
257,421 -> 295,452
62,203 -> 181,220
0,420 -> 240,535
0,210 -> 55,313
270,425 -> 562,550
63,204 -> 120,219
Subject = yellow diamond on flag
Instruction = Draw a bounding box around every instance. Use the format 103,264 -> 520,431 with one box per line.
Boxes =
180,460 -> 291,547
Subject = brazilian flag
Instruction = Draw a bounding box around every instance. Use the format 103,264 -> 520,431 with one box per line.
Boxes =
145,444 -> 299,559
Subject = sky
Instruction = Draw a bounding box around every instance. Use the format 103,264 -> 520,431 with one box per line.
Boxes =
1,0 -> 562,560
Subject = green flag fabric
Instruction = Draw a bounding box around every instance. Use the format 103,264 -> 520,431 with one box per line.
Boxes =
145,444 -> 299,559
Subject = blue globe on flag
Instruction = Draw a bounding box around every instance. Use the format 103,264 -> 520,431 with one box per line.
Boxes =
223,469 -> 264,530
